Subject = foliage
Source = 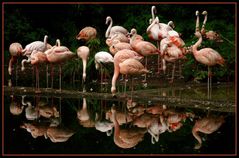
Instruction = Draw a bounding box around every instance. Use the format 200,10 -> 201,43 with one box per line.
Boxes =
3,4 -> 235,85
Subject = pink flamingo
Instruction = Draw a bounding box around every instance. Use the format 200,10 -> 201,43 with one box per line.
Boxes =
77,46 -> 90,86
46,127 -> 75,143
192,31 -> 225,96
8,42 -> 23,75
105,16 -> 128,38
45,39 -> 75,91
30,50 -> 48,93
76,26 -> 97,42
192,115 -> 224,149
130,28 -> 159,82
94,51 -> 114,85
21,35 -> 48,83
106,33 -> 129,47
109,41 -> 132,56
111,49 -> 143,96
119,58 -> 149,96
111,105 -> 147,149
160,30 -> 186,83
8,42 -> 23,87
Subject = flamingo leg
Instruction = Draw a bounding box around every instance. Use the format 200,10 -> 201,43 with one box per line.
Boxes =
130,76 -> 134,100
169,62 -> 176,83
207,66 -> 212,99
15,60 -> 18,86
124,74 -> 128,97
143,56 -> 148,82
157,41 -> 160,74
100,65 -> 103,85
59,64 -> 62,91
46,64 -> 49,88
51,64 -> 54,89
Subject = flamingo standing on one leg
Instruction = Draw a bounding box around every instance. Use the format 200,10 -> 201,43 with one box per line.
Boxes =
94,51 -> 114,85
191,31 -> 225,98
111,49 -> 143,96
77,46 -> 90,90
8,42 -> 23,87
76,26 -> 97,42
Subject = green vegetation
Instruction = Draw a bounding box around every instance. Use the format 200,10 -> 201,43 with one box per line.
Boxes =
4,3 -> 235,85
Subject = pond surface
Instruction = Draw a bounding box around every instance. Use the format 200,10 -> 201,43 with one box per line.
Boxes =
3,82 -> 236,155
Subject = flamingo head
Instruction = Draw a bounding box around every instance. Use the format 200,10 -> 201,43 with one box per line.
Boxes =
195,10 -> 199,16
202,10 -> 207,15
106,16 -> 111,25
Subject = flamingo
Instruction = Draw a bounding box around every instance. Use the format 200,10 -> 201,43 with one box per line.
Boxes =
192,115 -> 224,149
129,28 -> 159,82
77,46 -> 90,86
109,41 -> 132,56
20,122 -> 48,139
45,39 -> 75,91
9,96 -> 24,115
8,42 -> 23,87
200,11 -> 223,42
46,127 -> 75,143
21,35 -> 48,71
76,26 -> 97,42
95,112 -> 114,136
106,33 -> 129,47
111,105 -> 147,149
160,30 -> 186,83
119,58 -> 149,96
94,51 -> 114,85
105,16 -> 128,38
111,49 -> 143,96
8,42 -> 23,75
192,31 -> 225,97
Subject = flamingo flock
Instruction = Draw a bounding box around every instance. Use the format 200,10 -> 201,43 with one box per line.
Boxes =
7,7 -> 226,98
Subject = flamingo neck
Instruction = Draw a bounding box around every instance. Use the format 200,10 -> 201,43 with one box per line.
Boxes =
82,98 -> 87,109
196,15 -> 200,33
151,6 -> 156,20
192,35 -> 202,55
82,59 -> 87,82
201,14 -> 208,33
146,18 -> 157,33
111,65 -> 119,94
105,17 -> 113,38
192,128 -> 202,148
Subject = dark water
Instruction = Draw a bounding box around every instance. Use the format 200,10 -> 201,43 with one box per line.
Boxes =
3,88 -> 235,155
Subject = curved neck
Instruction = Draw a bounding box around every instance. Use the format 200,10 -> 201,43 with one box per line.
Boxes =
105,17 -> 113,38
192,128 -> 202,148
201,14 -> 207,33
8,56 -> 17,75
82,98 -> 87,109
111,65 -> 119,94
112,109 -> 121,142
44,36 -> 48,48
56,39 -> 61,46
146,17 -> 157,33
151,6 -> 156,20
192,35 -> 202,54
